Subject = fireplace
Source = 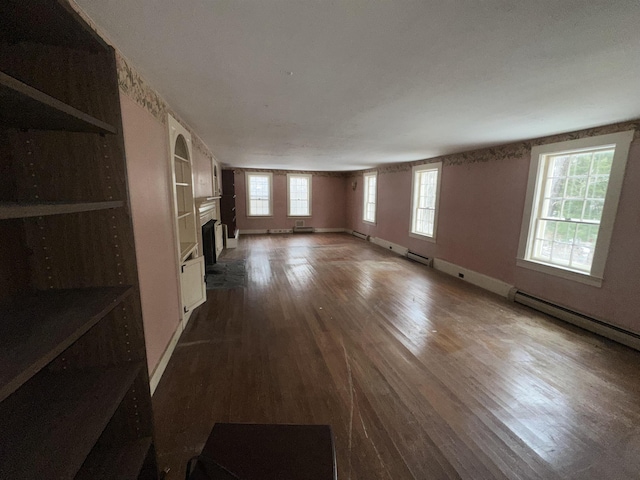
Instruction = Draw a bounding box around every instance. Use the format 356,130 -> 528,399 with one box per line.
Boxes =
202,219 -> 217,268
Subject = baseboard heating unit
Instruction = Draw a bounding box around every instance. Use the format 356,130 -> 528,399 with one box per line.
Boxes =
406,251 -> 433,267
293,226 -> 314,233
352,230 -> 369,241
511,290 -> 640,351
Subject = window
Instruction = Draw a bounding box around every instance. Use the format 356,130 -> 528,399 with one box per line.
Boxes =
410,163 -> 442,240
363,172 -> 377,223
287,174 -> 312,216
517,131 -> 633,286
246,172 -> 273,216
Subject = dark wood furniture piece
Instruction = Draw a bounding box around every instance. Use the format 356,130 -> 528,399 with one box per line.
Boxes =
220,170 -> 237,244
0,1 -> 158,478
187,423 -> 337,480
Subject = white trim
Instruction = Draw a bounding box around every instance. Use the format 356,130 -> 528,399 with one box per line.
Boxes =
517,130 -> 634,284
287,173 -> 312,217
362,171 -> 377,224
410,162 -> 442,241
370,236 -> 409,256
313,228 -> 348,233
240,229 -> 269,234
512,290 -> 640,351
245,171 -> 273,217
150,320 -> 183,395
516,258 -> 602,287
433,258 -> 514,298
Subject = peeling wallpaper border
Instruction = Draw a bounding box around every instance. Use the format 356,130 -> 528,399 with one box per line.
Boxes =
68,1 -> 639,177
68,0 -> 216,162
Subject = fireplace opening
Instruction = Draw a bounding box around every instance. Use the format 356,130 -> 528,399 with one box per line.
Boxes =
202,219 -> 217,268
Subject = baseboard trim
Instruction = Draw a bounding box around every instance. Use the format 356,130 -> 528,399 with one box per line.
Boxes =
432,258 -> 514,298
313,228 -> 348,233
240,229 -> 269,235
150,321 -> 183,396
370,236 -> 409,256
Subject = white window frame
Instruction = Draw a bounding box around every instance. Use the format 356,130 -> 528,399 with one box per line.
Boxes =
362,172 -> 377,224
517,130 -> 633,287
245,171 -> 273,217
409,162 -> 442,242
287,173 -> 312,217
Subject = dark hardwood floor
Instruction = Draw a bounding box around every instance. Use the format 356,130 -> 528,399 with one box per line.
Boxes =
152,233 -> 640,479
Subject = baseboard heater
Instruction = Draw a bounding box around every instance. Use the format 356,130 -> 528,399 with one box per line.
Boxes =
293,226 -> 314,233
406,251 -> 433,267
352,230 -> 369,241
511,290 -> 640,351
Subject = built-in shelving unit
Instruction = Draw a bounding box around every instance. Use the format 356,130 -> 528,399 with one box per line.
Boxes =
221,169 -> 238,248
168,114 -> 206,325
0,1 -> 158,478
0,200 -> 124,219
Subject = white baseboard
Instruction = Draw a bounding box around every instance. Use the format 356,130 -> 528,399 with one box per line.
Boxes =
371,236 -> 409,256
150,320 -> 183,395
513,291 -> 640,351
433,258 -> 514,298
240,229 -> 269,235
313,228 -> 348,233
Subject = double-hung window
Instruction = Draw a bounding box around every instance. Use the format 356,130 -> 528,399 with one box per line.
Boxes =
363,172 -> 377,224
410,163 -> 442,240
246,172 -> 273,216
517,131 -> 633,286
287,174 -> 312,216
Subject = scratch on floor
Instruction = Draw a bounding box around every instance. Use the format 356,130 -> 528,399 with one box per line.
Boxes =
342,338 -> 354,480
177,339 -> 214,348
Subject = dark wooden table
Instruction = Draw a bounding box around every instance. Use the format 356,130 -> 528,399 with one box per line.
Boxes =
188,423 -> 337,480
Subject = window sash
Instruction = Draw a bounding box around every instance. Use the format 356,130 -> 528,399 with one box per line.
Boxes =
528,147 -> 614,273
247,174 -> 272,216
363,174 -> 376,223
288,175 -> 311,216
411,165 -> 440,238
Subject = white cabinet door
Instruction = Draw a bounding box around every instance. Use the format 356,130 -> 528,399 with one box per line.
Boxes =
181,255 -> 206,325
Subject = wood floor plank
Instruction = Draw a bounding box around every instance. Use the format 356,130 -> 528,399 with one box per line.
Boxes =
152,233 -> 640,479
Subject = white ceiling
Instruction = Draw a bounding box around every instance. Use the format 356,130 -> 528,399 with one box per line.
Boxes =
77,0 -> 640,171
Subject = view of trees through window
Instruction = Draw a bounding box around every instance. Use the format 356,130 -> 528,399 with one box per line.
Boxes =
532,148 -> 613,271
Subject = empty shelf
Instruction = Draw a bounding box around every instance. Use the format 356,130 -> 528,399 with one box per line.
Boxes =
0,286 -> 133,402
0,201 -> 124,220
76,436 -> 153,480
0,71 -> 116,134
0,362 -> 142,479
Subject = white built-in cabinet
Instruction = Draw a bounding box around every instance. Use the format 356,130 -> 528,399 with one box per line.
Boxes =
168,115 -> 206,326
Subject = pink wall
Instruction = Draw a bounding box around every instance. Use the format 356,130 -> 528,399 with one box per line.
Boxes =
346,125 -> 640,334
235,172 -> 347,230
120,94 -> 182,374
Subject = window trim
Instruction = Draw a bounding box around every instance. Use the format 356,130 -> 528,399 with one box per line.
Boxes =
362,172 -> 377,225
245,171 -> 273,217
286,173 -> 312,217
516,130 -> 634,287
409,162 -> 442,242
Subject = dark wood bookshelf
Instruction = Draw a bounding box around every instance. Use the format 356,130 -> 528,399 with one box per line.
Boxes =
0,287 -> 133,402
0,0 -> 108,52
0,200 -> 124,220
0,71 -> 117,134
0,363 -> 142,479
0,0 -> 159,476
76,436 -> 153,480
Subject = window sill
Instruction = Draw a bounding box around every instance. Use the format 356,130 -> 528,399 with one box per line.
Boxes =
409,232 -> 436,243
287,215 -> 312,218
516,258 -> 603,287
247,214 -> 273,218
362,220 -> 376,226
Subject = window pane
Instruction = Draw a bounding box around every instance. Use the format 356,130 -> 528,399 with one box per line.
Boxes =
248,174 -> 271,215
289,176 -> 310,216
